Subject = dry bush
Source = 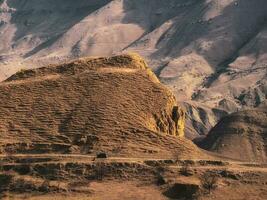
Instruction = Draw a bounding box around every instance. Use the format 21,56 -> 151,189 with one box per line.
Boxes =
156,173 -> 166,185
155,166 -> 167,185
0,174 -> 13,191
180,163 -> 192,176
39,179 -> 51,192
4,148 -> 16,163
94,162 -> 106,181
12,178 -> 35,192
192,190 -> 202,200
200,172 -> 218,193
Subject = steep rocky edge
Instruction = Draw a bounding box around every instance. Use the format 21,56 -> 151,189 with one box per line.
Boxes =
0,53 -> 204,159
182,101 -> 228,140
199,107 -> 267,162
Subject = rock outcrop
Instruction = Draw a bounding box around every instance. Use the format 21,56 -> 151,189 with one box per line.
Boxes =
199,108 -> 267,162
0,54 -> 202,159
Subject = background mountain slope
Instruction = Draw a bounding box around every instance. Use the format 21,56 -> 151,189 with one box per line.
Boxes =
1,0 -> 267,138
199,107 -> 267,162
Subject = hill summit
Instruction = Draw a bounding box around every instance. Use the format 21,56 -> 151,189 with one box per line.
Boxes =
0,53 -> 203,158
199,108 -> 267,162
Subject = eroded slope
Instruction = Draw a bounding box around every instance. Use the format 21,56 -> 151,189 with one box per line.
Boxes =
1,0 -> 267,137
199,108 -> 267,162
0,54 -> 204,159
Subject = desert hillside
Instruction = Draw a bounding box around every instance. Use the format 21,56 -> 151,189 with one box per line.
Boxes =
1,0 -> 267,137
0,53 -> 205,159
199,108 -> 267,162
0,54 -> 266,200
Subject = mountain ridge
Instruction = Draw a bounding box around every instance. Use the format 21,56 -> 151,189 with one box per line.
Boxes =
1,0 -> 267,137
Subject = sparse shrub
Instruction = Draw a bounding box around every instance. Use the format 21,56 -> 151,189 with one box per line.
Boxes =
173,153 -> 180,163
94,162 -> 106,181
39,179 -> 50,192
156,173 -> 166,185
18,68 -> 26,73
96,152 -> 107,159
15,164 -> 31,175
192,190 -> 201,200
155,166 -> 165,174
155,166 -> 167,185
200,172 -> 218,193
219,168 -> 239,180
4,148 -> 15,163
12,178 -> 35,192
180,163 -> 193,176
0,174 -> 13,191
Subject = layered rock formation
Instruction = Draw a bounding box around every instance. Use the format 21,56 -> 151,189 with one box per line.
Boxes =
0,54 -> 202,158
199,108 -> 267,162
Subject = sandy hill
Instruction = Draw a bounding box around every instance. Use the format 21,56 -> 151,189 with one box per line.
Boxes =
0,53 -> 205,159
1,0 -> 267,138
199,108 -> 267,162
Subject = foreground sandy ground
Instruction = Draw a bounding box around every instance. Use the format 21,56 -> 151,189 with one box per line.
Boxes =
1,154 -> 266,200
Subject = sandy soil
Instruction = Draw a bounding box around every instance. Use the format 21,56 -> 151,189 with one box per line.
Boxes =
1,154 -> 266,200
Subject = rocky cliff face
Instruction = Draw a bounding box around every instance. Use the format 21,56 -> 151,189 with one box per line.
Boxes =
1,0 -> 267,137
0,54 -> 201,158
153,105 -> 185,137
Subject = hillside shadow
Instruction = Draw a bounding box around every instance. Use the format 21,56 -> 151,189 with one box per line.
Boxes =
6,0 -> 111,58
121,0 -> 197,49
122,0 -> 267,78
150,0 -> 267,72
122,0 -> 190,32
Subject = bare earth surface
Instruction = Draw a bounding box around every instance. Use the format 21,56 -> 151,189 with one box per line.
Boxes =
0,54 -> 266,200
1,154 -> 267,200
199,108 -> 267,162
1,0 -> 267,137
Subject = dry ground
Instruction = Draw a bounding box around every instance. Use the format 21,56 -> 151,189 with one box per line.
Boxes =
0,53 -> 266,200
0,154 -> 266,200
